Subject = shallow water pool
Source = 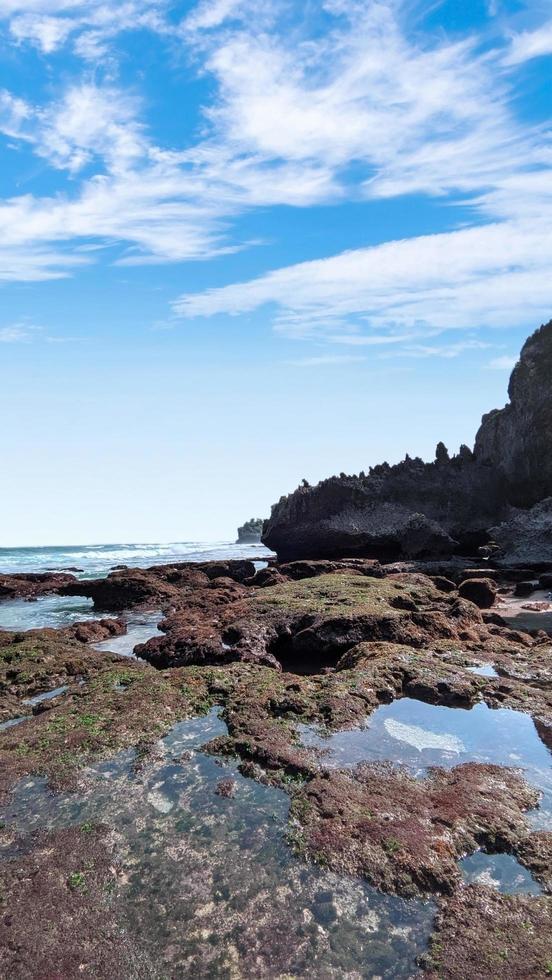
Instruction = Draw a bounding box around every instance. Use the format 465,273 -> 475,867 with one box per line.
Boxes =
91,611 -> 163,658
299,698 -> 552,821
460,851 -> 542,895
1,708 -> 434,978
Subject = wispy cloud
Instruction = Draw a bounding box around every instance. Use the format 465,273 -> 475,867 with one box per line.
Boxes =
0,88 -> 33,139
0,320 -> 39,342
0,0 -> 551,324
503,20 -> 552,66
389,340 -> 491,360
183,0 -> 256,33
1,1 -> 170,57
173,211 -> 552,342
288,354 -> 366,367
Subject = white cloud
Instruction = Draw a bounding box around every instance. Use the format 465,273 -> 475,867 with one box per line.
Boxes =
0,321 -> 39,341
503,20 -> 552,66
487,354 -> 517,370
0,0 -> 550,309
390,340 -> 491,359
0,0 -> 170,56
35,83 -> 145,172
0,88 -> 32,139
183,0 -> 252,32
173,213 -> 552,344
197,0 -> 542,205
0,243 -> 88,280
9,11 -> 74,51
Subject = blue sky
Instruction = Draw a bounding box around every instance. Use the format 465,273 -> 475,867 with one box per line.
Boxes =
0,0 -> 551,545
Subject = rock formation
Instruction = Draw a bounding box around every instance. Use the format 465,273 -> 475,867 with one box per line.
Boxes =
2,552 -> 552,976
475,320 -> 552,506
263,319 -> 552,561
490,498 -> 552,567
236,518 -> 264,543
0,572 -> 77,600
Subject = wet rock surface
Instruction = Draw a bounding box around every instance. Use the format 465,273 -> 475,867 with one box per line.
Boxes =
0,824 -> 159,979
290,761 -> 540,896
420,885 -> 552,979
1,554 -> 552,977
136,569 -> 510,673
0,571 -> 77,600
58,559 -> 257,611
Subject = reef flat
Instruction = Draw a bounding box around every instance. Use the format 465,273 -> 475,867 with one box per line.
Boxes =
1,551 -> 552,978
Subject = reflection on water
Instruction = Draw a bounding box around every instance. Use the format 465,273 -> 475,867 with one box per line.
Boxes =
23,685 -> 68,706
467,664 -> 499,677
0,716 -> 30,732
1,710 -> 434,978
299,699 -> 552,824
460,851 -> 542,895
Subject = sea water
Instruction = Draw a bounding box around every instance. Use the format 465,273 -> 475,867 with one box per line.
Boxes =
0,540 -> 273,578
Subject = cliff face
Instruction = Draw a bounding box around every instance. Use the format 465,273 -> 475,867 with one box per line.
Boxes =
262,457 -> 504,561
474,321 -> 552,506
263,319 -> 552,561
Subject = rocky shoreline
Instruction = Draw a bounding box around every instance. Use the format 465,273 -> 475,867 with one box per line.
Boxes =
2,319 -> 552,977
1,551 -> 552,977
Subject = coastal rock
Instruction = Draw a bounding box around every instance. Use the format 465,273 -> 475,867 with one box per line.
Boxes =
474,320 -> 552,506
60,568 -> 185,611
262,467 -> 498,561
263,319 -> 552,561
59,560 -> 257,611
457,578 -> 496,609
0,825 -> 158,980
137,571 -> 466,672
421,886 -> 552,979
136,570 -> 531,675
0,628 -> 197,799
290,761 -> 538,897
490,498 -> 552,568
236,518 -> 264,543
0,571 -> 77,600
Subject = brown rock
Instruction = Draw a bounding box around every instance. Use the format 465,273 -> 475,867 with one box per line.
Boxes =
291,762 -> 539,897
458,578 -> 497,609
421,886 -> 552,979
0,571 -> 77,600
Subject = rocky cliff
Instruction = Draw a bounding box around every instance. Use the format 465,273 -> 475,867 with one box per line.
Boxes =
236,518 -> 264,543
474,321 -> 552,506
263,319 -> 552,561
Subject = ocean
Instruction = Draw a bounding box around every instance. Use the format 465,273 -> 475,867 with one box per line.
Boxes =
0,540 -> 273,578
0,541 -> 273,632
